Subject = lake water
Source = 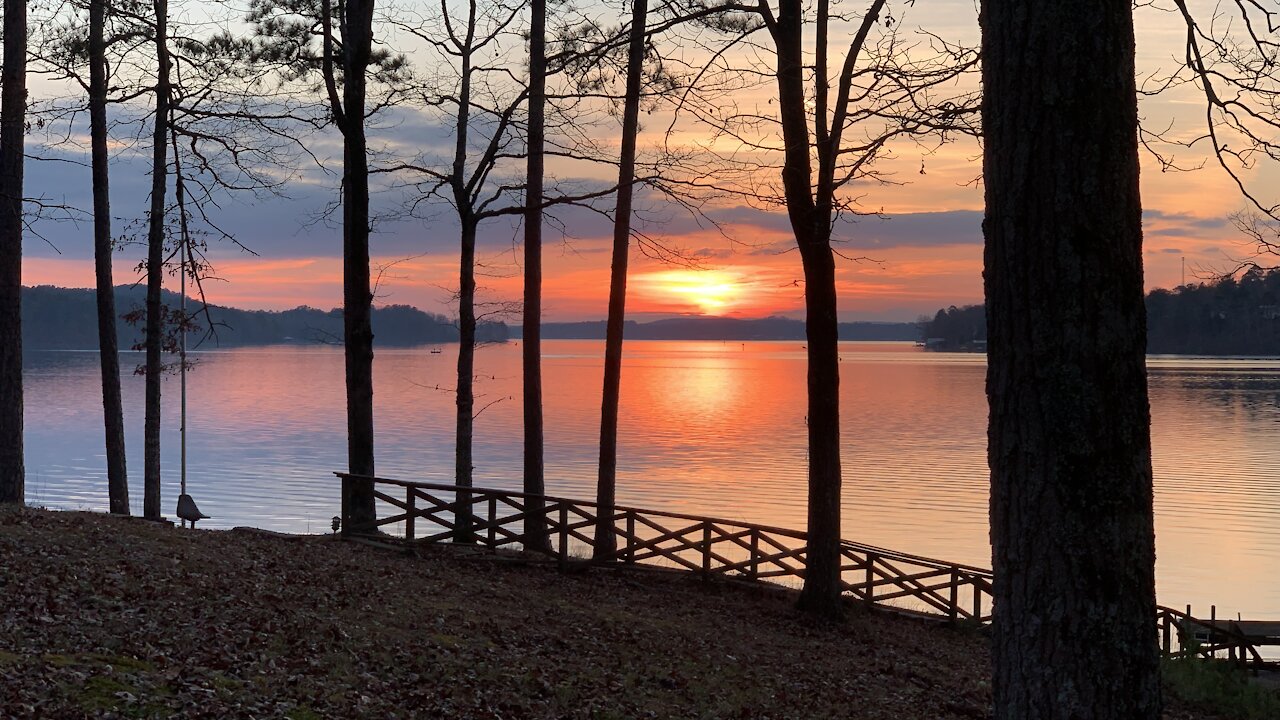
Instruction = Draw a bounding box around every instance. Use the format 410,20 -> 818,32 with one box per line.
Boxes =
22,340 -> 1280,618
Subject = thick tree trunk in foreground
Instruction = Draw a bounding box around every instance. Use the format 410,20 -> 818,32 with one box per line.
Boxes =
522,0 -> 549,552
0,0 -> 25,504
341,0 -> 377,526
91,0 -> 129,515
143,0 -> 171,520
593,0 -> 647,562
982,0 -> 1161,715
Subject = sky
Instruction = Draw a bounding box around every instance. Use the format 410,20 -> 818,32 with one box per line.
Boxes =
18,0 -> 1278,322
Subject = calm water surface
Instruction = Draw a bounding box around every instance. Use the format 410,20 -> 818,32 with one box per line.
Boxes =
23,341 -> 1280,617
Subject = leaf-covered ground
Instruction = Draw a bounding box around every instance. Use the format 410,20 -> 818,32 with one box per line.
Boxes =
0,507 -> 1243,718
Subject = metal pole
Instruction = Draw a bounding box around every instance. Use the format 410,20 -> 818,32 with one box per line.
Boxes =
179,218 -> 187,525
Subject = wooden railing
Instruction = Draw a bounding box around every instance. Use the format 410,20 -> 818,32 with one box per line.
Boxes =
337,473 -> 994,623
335,473 -> 1272,665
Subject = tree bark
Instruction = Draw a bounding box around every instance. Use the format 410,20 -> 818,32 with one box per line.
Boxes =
522,0 -> 549,552
341,0 -> 377,526
796,232 -> 843,616
143,0 -> 171,520
982,0 -> 1161,715
91,0 -> 129,515
0,0 -> 25,504
593,0 -> 647,562
772,0 -> 844,617
455,216 -> 476,541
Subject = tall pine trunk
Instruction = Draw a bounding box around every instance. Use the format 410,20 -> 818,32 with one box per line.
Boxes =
91,0 -> 129,515
0,0 -> 25,504
593,0 -> 647,561
143,0 -> 170,520
451,16 -> 477,541
522,0 -> 548,551
772,0 -> 844,617
982,0 -> 1161,715
455,217 -> 476,541
796,232 -> 842,615
341,0 -> 377,526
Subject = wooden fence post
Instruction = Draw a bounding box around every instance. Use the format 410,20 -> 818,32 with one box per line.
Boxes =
405,487 -> 415,546
558,503 -> 569,568
1211,605 -> 1219,660
625,512 -> 636,564
864,552 -> 875,604
487,495 -> 497,548
749,528 -> 759,580
702,522 -> 712,578
949,567 -> 959,623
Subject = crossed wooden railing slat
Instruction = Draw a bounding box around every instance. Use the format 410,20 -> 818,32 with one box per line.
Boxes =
337,473 -> 995,624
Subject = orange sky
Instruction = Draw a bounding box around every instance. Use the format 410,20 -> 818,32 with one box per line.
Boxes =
18,0 -> 1275,322
21,143 -> 1259,322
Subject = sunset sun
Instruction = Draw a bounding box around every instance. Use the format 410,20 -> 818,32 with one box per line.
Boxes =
645,270 -> 745,315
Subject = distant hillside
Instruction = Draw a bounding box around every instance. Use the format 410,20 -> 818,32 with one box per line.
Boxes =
919,267 -> 1280,355
526,316 -> 920,341
22,286 -> 508,350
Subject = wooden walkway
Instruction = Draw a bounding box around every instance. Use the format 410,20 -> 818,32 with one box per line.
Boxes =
336,473 -> 1273,667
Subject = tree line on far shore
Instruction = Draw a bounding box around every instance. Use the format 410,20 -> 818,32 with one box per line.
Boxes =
21,286 -> 508,349
922,268 -> 1280,355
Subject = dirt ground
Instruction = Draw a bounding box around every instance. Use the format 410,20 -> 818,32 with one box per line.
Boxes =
0,507 -> 1239,718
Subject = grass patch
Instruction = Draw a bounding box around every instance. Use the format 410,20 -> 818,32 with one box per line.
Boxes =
1163,658 -> 1280,719
84,653 -> 155,672
41,652 -> 153,672
42,653 -> 79,667
72,675 -> 140,713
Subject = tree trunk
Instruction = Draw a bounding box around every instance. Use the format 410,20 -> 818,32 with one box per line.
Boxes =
593,0 -> 647,562
982,0 -> 1161,715
455,217 -> 476,542
522,0 -> 549,552
796,232 -> 843,616
143,0 -> 170,521
0,0 -> 25,504
772,0 -> 843,617
341,0 -> 376,526
91,0 -> 129,515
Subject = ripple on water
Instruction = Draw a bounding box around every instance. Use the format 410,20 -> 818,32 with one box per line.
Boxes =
20,341 -> 1280,615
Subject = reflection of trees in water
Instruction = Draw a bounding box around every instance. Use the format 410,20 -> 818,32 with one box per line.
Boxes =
1150,370 -> 1280,422
23,349 -> 123,375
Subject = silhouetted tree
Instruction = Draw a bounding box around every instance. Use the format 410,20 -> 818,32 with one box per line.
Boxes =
90,0 -> 130,515
243,0 -> 415,526
338,0 -> 378,525
0,0 -> 26,504
523,0 -> 549,550
983,0 -> 1160,715
142,0 -> 172,520
681,0 -> 975,615
920,305 -> 985,349
390,1 -> 636,524
592,0 -> 648,561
